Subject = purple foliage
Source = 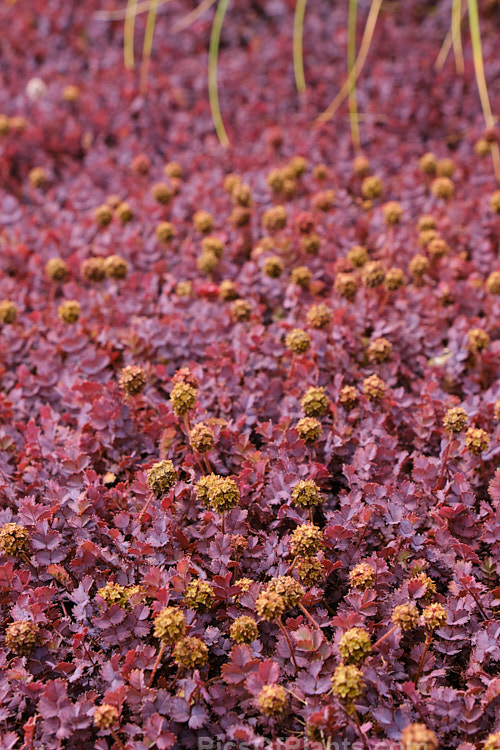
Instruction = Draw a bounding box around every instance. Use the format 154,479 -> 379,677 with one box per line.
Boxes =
0,0 -> 500,748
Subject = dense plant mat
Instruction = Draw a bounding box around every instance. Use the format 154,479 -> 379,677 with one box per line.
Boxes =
0,0 -> 500,748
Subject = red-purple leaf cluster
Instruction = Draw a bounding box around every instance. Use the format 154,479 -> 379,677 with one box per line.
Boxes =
0,0 -> 500,748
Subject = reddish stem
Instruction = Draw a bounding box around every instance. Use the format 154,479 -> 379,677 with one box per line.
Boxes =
203,453 -> 212,475
56,591 -> 68,618
21,552 -> 36,572
298,602 -> 321,632
195,454 -> 207,475
378,289 -> 390,315
148,642 -> 166,688
414,633 -> 432,687
373,623 -> 398,649
479,456 -> 488,489
49,282 -> 57,304
435,433 -> 453,491
138,494 -> 153,522
278,619 -> 299,671
81,636 -> 98,668
385,226 -> 395,266
464,585 -> 488,621
110,728 -> 127,750
354,518 -> 370,551
352,707 -> 370,750
159,428 -> 168,459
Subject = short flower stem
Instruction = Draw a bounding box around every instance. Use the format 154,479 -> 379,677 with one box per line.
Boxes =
110,728 -> 127,750
21,552 -> 36,572
385,226 -> 395,266
352,707 -> 370,750
203,454 -> 212,475
195,454 -> 207,475
308,508 -> 314,524
204,675 -> 221,687
464,584 -> 488,621
435,433 -> 453,490
221,511 -> 225,535
378,289 -> 390,314
138,493 -> 154,522
183,413 -> 191,435
289,354 -> 297,379
414,632 -> 432,688
298,602 -> 321,632
287,555 -> 298,574
373,624 -> 398,649
47,619 -> 65,648
148,642 -> 166,688
159,427 -> 168,459
46,283 -> 57,314
278,619 -> 299,671
55,590 -> 68,618
479,456 -> 488,488
81,637 -> 98,668
479,354 -> 488,391
354,518 -> 370,551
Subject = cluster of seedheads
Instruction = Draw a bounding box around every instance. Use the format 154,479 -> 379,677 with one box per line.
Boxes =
1,133 -> 500,748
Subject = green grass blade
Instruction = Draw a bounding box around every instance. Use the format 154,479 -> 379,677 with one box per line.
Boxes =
293,0 -> 308,93
452,0 -> 464,74
316,0 -> 382,124
173,0 -> 217,33
124,0 -> 139,69
435,1 -> 466,71
467,0 -> 493,123
140,0 -> 159,93
468,0 -> 500,182
435,28 -> 453,71
95,0 -> 170,22
209,0 -> 230,147
348,0 -> 360,151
